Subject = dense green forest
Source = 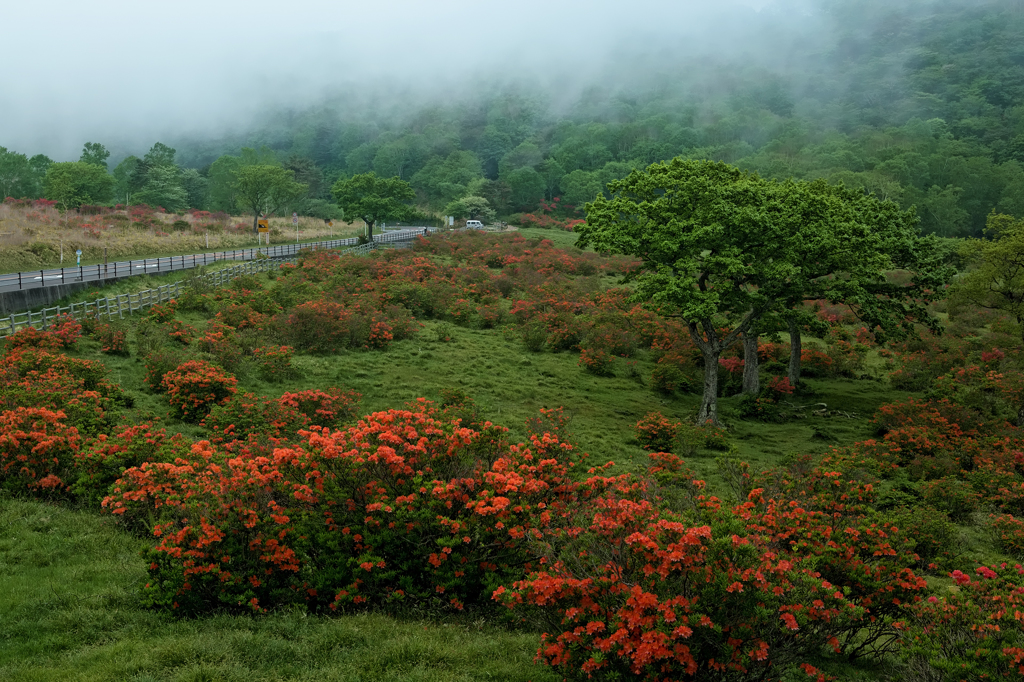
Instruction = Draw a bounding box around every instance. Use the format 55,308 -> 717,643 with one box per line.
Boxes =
4,0 -> 1024,235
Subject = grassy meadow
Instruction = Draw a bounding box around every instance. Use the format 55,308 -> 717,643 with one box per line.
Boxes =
0,227 -> 1016,681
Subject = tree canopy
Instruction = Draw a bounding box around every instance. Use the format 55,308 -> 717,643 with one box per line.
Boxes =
331,172 -> 415,237
578,158 -> 947,423
235,165 -> 308,232
43,161 -> 114,210
950,212 -> 1024,342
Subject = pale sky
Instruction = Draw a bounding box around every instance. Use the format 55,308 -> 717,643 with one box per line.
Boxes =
0,0 -> 795,159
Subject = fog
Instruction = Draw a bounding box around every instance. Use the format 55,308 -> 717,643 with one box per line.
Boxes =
0,0 -> 868,161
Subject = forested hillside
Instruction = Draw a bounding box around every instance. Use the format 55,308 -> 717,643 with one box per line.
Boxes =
3,0 -> 1024,235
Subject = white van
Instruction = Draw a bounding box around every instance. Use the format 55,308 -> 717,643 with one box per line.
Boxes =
465,220 -> 484,229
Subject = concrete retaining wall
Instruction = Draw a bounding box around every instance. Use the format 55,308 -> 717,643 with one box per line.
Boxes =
0,276 -> 137,316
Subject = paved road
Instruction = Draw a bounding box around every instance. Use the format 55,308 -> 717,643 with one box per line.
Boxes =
0,229 -> 431,293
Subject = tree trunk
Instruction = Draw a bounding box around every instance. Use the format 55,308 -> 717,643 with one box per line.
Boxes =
697,351 -> 720,425
788,316 -> 802,387
252,213 -> 259,234
742,331 -> 760,395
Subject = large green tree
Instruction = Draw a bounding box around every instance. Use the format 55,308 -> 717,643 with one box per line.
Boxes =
0,147 -> 31,199
950,212 -> 1024,343
112,156 -> 146,206
331,172 -> 415,238
444,195 -> 495,223
742,180 -> 946,391
43,161 -> 114,210
136,165 -> 188,212
578,159 -> 808,423
578,159 -> 947,423
79,142 -> 110,170
235,165 -> 308,233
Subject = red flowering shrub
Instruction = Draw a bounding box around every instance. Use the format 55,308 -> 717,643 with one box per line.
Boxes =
71,423 -> 189,505
145,300 -> 178,324
103,403 -> 628,615
216,302 -> 268,331
740,377 -> 796,422
0,407 -> 81,494
496,492 -> 862,681
164,319 -> 196,345
718,356 -> 744,374
252,345 -> 295,382
894,563 -> 1024,680
192,326 -> 244,371
767,376 -> 794,395
276,388 -> 361,430
0,348 -> 122,435
143,350 -> 187,391
284,301 -> 359,352
4,326 -> 65,352
93,322 -> 130,356
578,347 -> 613,375
47,314 -> 83,347
799,348 -> 833,377
824,338 -> 866,377
990,514 -> 1024,556
160,360 -> 238,421
635,411 -> 680,452
882,334 -> 970,392
202,392 -> 307,444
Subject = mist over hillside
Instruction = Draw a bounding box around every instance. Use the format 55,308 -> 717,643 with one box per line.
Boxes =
3,0 -> 1023,237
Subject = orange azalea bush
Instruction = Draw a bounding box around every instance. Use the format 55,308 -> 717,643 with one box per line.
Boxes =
276,388 -> 361,430
0,347 -> 123,435
0,407 -> 81,493
160,360 -> 238,421
102,402 -> 631,614
71,422 -> 189,505
3,314 -> 83,352
252,345 -> 295,382
201,391 -> 308,444
92,322 -> 130,356
635,411 -> 681,452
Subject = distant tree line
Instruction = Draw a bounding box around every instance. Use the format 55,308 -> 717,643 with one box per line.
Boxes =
3,0 -> 1024,235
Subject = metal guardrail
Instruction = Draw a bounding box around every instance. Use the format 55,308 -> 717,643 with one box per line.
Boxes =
0,228 -> 432,293
0,229 -> 431,338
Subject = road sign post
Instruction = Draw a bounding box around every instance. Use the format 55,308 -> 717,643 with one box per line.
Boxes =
293,213 -> 299,243
257,218 -> 270,246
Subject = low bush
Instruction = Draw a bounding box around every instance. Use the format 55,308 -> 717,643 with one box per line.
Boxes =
160,360 -> 238,421
202,392 -> 308,444
634,411 -> 680,452
0,407 -> 81,494
92,322 -> 130,356
276,388 -> 361,430
252,345 -> 295,382
71,423 -> 189,505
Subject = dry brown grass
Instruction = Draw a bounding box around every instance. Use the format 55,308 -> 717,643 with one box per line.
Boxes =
0,203 -> 362,272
